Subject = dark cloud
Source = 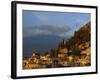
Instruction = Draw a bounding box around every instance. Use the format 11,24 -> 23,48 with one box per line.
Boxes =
23,25 -> 71,38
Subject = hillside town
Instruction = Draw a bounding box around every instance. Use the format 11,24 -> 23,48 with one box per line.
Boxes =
23,22 -> 91,69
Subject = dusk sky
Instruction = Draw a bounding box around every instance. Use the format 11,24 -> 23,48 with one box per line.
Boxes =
23,10 -> 90,38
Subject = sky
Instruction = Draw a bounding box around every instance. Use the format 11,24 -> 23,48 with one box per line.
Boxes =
23,10 -> 91,38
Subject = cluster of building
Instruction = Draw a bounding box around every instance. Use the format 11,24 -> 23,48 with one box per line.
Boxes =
23,41 -> 91,69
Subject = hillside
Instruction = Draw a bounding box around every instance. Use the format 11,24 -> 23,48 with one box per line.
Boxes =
66,21 -> 91,50
23,21 -> 91,69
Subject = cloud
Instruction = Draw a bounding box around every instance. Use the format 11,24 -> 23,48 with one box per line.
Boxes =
30,29 -> 52,36
23,25 -> 71,38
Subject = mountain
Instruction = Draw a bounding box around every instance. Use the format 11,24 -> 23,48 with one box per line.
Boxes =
57,21 -> 91,57
66,21 -> 91,50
